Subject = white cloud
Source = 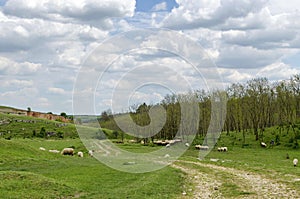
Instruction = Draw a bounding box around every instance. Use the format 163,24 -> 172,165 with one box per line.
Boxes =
3,0 -> 136,28
0,0 -> 300,114
256,62 -> 299,81
48,87 -> 66,95
0,57 -> 41,75
152,2 -> 167,12
218,68 -> 252,83
267,0 -> 300,15
159,0 -> 268,29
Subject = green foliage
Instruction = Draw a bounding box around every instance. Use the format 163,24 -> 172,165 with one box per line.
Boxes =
60,112 -> 67,118
39,127 -> 46,138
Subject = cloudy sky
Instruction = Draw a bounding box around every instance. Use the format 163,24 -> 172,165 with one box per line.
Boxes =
1,0 -> 300,114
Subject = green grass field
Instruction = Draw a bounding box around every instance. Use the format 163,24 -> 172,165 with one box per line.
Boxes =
0,139 -> 184,199
1,112 -> 300,198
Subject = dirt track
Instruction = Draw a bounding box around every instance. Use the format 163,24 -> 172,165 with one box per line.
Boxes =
172,160 -> 299,199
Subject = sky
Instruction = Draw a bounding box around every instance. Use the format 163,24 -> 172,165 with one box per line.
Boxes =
0,0 -> 300,114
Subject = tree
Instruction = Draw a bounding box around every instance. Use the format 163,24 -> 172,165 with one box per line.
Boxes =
60,112 -> 67,118
27,107 -> 31,112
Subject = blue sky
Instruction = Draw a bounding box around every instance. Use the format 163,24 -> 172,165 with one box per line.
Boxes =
136,0 -> 178,12
0,0 -> 300,114
0,0 -> 6,6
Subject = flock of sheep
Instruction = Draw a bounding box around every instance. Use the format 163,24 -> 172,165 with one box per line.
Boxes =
193,142 -> 298,167
39,147 -> 94,158
39,142 -> 298,167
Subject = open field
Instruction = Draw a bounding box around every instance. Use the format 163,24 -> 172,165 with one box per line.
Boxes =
0,113 -> 299,198
0,136 -> 299,198
0,139 -> 184,199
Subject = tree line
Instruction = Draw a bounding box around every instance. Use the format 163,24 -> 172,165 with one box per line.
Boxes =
99,74 -> 300,144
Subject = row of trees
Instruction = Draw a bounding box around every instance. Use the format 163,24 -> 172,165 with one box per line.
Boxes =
99,74 -> 300,143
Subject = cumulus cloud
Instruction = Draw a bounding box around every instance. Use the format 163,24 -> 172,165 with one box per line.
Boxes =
159,0 -> 268,29
0,15 -> 108,53
1,0 -> 300,114
3,0 -> 136,29
0,57 -> 41,75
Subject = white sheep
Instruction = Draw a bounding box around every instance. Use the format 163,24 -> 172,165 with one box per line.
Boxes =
49,149 -> 60,153
77,151 -> 83,158
88,150 -> 94,157
218,147 -> 228,152
61,148 -> 74,156
185,143 -> 190,147
260,142 -> 267,148
293,158 -> 298,167
195,145 -> 209,150
166,143 -> 171,148
39,147 -> 46,151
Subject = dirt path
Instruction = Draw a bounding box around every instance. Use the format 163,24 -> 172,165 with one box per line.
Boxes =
172,160 -> 299,199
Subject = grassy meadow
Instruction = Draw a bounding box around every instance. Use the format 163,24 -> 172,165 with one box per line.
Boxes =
0,112 -> 300,198
0,139 -> 184,199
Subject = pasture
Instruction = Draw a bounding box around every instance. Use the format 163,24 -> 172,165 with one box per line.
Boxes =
0,139 -> 184,199
0,137 -> 299,198
0,112 -> 299,198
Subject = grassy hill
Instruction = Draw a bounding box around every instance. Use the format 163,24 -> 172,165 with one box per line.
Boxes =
0,112 -> 126,141
0,139 -> 183,199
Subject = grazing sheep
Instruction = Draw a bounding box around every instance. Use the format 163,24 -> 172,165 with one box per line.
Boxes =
293,158 -> 298,167
260,142 -> 267,148
77,151 -> 83,158
49,149 -> 60,153
185,143 -> 190,147
218,147 -> 228,152
201,146 -> 209,150
195,145 -> 209,150
166,143 -> 171,148
61,148 -> 74,156
88,150 -> 94,157
39,147 -> 46,151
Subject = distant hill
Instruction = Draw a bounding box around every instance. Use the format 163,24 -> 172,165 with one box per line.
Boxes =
0,106 -> 27,115
0,105 -> 69,123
